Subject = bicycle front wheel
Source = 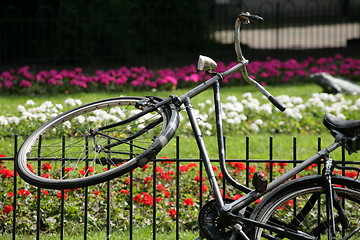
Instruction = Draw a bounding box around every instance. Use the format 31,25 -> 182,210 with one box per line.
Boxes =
16,97 -> 179,189
253,180 -> 360,239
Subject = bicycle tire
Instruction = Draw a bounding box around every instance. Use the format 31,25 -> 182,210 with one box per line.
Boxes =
16,96 -> 179,189
252,176 -> 360,239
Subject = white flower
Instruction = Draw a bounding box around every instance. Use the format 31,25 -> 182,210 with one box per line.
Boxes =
25,100 -> 35,106
36,113 -> 47,121
198,102 -> 205,108
285,108 -> 303,120
137,124 -> 145,130
226,96 -> 238,103
17,105 -> 26,112
205,99 -> 212,105
0,116 -> 9,125
64,98 -> 76,106
250,123 -> 259,132
87,116 -> 98,122
75,99 -> 82,106
8,117 -> 20,125
260,103 -> 272,114
55,104 -> 63,110
50,107 -> 58,113
63,121 -> 71,128
242,92 -> 253,99
76,115 -> 86,124
254,119 -> 263,125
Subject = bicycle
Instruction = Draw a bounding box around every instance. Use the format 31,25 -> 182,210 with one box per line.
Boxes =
16,12 -> 360,239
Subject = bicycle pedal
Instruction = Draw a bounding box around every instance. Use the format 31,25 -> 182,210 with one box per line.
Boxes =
252,171 -> 268,193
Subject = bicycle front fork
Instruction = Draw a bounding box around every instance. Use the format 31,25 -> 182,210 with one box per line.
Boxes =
322,154 -> 350,240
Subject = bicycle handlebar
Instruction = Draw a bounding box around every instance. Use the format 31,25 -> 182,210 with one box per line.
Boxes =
234,12 -> 286,112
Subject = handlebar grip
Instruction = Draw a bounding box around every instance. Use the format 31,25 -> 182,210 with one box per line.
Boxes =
247,14 -> 264,23
239,13 -> 264,23
268,96 -> 286,112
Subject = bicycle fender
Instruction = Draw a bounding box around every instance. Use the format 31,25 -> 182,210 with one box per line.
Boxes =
249,175 -> 360,221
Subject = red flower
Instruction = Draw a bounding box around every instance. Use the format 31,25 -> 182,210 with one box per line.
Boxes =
41,162 -> 52,171
183,198 -> 194,206
179,165 -> 190,172
168,208 -> 176,218
2,205 -> 14,214
187,163 -> 198,168
142,164 -> 150,171
133,192 -> 154,205
41,173 -> 51,178
18,189 -> 31,196
160,156 -> 175,165
0,154 -> 6,157
143,176 -> 153,184
7,192 -> 14,198
232,194 -> 243,200
92,190 -> 100,195
0,169 -> 14,178
160,172 -> 172,181
157,184 -> 167,192
200,183 -> 208,192
120,190 -> 129,194
80,166 -> 95,175
27,163 -> 34,173
41,190 -> 49,195
278,162 -> 288,168
125,177 -> 131,185
278,168 -> 285,173
345,171 -> 358,178
265,162 -> 277,168
232,162 -> 246,171
56,191 -> 68,200
249,165 -> 257,173
64,167 -> 74,172
154,166 -> 163,173
194,175 -> 205,182
163,191 -> 171,198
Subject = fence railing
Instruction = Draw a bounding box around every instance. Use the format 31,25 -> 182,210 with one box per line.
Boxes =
0,135 -> 359,239
0,0 -> 359,69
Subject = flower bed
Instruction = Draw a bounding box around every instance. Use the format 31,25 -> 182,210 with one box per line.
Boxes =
1,54 -> 360,94
0,154 -> 358,235
0,91 -> 359,138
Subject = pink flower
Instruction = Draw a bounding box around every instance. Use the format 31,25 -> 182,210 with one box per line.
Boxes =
4,80 -> 13,88
19,80 -> 32,87
185,73 -> 202,82
48,78 -> 57,85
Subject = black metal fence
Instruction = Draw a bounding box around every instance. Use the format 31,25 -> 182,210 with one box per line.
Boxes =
0,0 -> 359,69
0,135 -> 359,239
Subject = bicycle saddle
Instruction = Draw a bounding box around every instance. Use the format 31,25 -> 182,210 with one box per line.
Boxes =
324,113 -> 360,130
324,113 -> 360,141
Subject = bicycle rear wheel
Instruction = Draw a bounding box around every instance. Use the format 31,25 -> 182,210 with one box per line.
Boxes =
16,97 -> 179,189
253,178 -> 360,239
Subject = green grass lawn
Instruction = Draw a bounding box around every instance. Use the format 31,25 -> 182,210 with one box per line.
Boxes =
0,83 -> 359,239
1,229 -> 199,240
